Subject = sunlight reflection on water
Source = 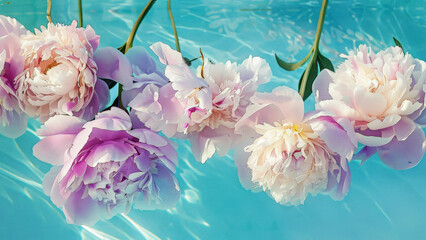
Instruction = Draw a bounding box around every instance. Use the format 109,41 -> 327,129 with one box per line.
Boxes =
0,0 -> 425,239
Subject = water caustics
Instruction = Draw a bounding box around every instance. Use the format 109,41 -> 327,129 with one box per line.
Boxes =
0,0 -> 425,239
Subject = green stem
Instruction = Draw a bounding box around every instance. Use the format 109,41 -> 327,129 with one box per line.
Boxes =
78,0 -> 83,27
123,0 -> 157,54
168,0 -> 181,52
46,0 -> 52,23
299,0 -> 328,98
118,0 -> 157,110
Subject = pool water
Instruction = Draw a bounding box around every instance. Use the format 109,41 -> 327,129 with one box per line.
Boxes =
1,0 -> 426,239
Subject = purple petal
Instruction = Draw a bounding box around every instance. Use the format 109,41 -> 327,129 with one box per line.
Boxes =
134,163 -> 180,210
308,115 -> 356,158
126,46 -> 158,74
377,127 -> 426,170
95,79 -> 110,111
94,47 -> 132,87
394,116 -> 416,141
62,188 -> 106,226
353,146 -> 377,165
326,156 -> 351,201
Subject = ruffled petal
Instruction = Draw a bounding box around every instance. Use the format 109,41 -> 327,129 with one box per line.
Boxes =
134,163 -> 180,210
62,188 -> 106,226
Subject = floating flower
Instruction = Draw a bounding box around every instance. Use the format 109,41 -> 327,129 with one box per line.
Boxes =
127,42 -> 271,163
15,21 -> 110,122
313,45 -> 426,170
0,15 -> 28,138
33,107 -> 180,225
234,86 -> 356,206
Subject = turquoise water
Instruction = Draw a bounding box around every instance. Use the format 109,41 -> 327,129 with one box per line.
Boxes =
1,0 -> 426,239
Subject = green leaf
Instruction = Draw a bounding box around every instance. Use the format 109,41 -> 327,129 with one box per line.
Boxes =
393,37 -> 404,53
117,42 -> 128,54
183,57 -> 192,66
298,59 -> 319,100
275,49 -> 313,71
317,51 -> 334,71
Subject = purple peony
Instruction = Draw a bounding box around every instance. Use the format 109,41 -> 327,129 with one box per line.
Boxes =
33,107 -> 180,225
0,15 -> 29,138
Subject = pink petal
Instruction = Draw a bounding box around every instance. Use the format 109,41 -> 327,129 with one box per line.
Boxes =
150,42 -> 184,65
37,115 -> 86,136
33,134 -> 76,165
353,86 -> 387,117
255,86 -> 304,123
86,142 -> 136,166
84,25 -> 100,51
233,138 -> 259,190
189,133 -> 216,163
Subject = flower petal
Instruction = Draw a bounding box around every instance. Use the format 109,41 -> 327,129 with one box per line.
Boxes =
150,42 -> 184,65
377,126 -> 426,170
33,134 -> 76,165
126,46 -> 158,74
312,69 -> 333,102
94,47 -> 133,87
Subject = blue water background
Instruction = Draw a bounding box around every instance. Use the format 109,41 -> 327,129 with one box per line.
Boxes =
1,0 -> 426,239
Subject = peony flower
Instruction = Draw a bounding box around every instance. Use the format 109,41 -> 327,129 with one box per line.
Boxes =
33,107 -> 180,225
234,86 -> 357,206
312,45 -> 426,170
0,15 -> 29,138
15,20 -> 111,122
126,42 -> 271,163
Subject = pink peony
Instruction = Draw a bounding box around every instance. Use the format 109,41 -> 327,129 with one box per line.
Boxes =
15,21 -> 110,122
126,42 -> 271,163
234,86 -> 357,206
33,107 -> 180,225
313,45 -> 426,170
0,16 -> 28,138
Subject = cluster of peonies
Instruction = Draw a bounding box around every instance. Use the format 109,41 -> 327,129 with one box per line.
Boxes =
1,14 -> 425,224
0,16 -> 181,225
